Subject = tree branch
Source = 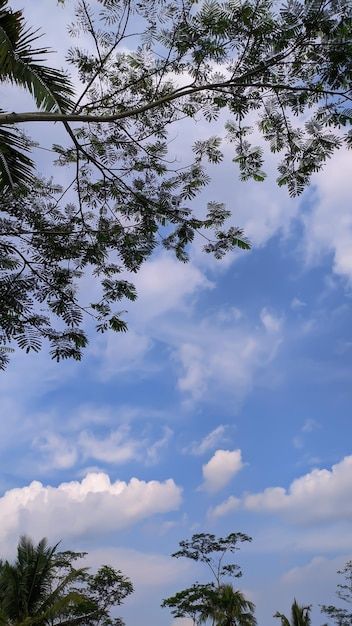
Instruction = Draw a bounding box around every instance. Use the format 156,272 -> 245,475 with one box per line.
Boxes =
1,82 -> 350,126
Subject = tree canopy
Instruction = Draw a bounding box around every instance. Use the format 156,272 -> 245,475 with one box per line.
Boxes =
274,600 -> 311,626
0,535 -> 133,626
161,532 -> 255,625
1,0 -> 352,367
321,560 -> 352,626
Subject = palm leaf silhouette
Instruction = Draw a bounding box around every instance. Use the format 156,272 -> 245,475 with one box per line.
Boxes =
0,0 -> 74,190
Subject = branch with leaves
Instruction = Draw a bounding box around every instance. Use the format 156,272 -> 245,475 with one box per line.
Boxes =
321,561 -> 352,626
162,533 -> 255,626
0,536 -> 133,626
1,0 -> 352,366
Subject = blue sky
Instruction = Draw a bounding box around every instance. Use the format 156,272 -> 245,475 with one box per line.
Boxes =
2,2 -> 352,626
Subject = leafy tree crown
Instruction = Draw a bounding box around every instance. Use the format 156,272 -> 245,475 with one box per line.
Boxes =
1,0 -> 352,366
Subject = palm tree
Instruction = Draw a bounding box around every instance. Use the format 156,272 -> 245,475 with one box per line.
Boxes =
203,584 -> 257,626
0,536 -> 91,626
0,0 -> 74,189
274,599 -> 312,626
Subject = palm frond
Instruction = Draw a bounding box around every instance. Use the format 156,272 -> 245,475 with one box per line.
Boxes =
0,2 -> 74,191
274,612 -> 292,626
274,600 -> 311,626
0,120 -> 34,190
37,567 -> 90,615
0,1 -> 74,113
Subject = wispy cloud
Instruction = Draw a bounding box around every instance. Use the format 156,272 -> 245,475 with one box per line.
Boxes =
183,425 -> 229,456
34,423 -> 173,471
291,297 -> 307,310
174,307 -> 283,404
292,418 -> 321,449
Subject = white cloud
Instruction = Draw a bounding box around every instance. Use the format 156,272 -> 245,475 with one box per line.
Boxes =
292,436 -> 304,450
78,428 -> 142,465
302,418 -> 320,433
0,472 -> 182,547
260,308 -> 282,334
215,308 -> 243,323
249,551 -> 348,626
94,255 -> 213,378
145,427 -> 174,465
291,297 -> 307,310
207,456 -> 352,526
201,139 -> 299,251
177,343 -> 208,398
133,255 -> 213,321
208,495 -> 241,518
184,425 -> 228,456
201,449 -> 244,493
292,419 -> 321,450
96,330 -> 152,380
282,555 -> 344,586
69,405 -> 165,430
243,456 -> 352,524
303,148 -> 352,282
34,424 -> 172,471
34,433 -> 78,470
171,620 -> 194,626
174,308 -> 283,403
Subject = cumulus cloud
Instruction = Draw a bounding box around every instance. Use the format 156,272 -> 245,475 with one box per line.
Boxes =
208,496 -> 241,518
184,425 -> 228,456
208,495 -> 241,518
201,449 -> 244,493
0,472 -> 182,547
243,456 -> 352,523
208,456 -> 352,524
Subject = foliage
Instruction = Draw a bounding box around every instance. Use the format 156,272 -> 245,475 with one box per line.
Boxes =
0,535 -> 133,626
321,560 -> 352,626
1,0 -> 352,366
0,0 -> 74,188
171,532 -> 252,584
162,532 -> 254,626
274,600 -> 311,626
162,583 -> 217,623
203,584 -> 256,626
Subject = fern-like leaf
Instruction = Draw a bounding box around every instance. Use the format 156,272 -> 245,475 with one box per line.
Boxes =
0,1 -> 74,190
0,121 -> 34,189
0,2 -> 74,113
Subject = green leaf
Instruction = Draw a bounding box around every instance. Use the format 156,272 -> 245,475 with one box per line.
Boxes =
0,122 -> 34,189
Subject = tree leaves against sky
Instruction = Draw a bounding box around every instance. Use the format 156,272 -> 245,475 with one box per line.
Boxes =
0,0 -> 352,367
